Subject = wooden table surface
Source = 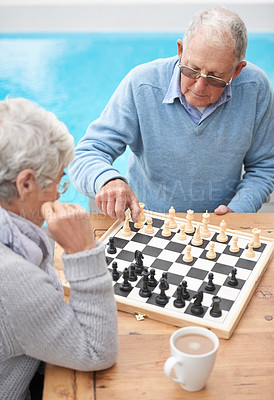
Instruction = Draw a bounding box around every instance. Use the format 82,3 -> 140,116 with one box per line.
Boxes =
43,213 -> 274,400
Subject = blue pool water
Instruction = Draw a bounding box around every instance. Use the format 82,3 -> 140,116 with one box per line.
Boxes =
1,33 -> 274,210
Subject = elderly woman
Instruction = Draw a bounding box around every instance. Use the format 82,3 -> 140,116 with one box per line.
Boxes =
0,98 -> 118,400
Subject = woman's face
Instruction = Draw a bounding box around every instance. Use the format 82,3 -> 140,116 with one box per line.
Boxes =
28,169 -> 65,226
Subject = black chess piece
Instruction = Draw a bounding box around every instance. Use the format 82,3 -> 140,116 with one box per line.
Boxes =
107,237 -> 117,254
128,262 -> 138,282
228,267 -> 238,286
111,261 -> 120,281
148,268 -> 158,287
162,272 -> 168,280
139,268 -> 152,298
191,291 -> 204,315
181,280 -> 190,300
205,272 -> 216,292
156,277 -> 169,306
119,268 -> 132,292
210,296 -> 222,318
173,284 -> 185,308
134,250 -> 144,275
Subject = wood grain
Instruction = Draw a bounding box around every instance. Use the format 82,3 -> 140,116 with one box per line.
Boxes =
44,213 -> 274,400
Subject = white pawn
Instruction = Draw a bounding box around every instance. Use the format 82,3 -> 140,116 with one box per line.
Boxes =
183,245 -> 193,263
252,228 -> 261,249
145,217 -> 154,234
185,209 -> 194,234
120,214 -> 132,237
245,241 -> 255,258
206,242 -> 216,259
162,220 -> 171,237
217,220 -> 228,242
177,223 -> 187,240
191,224 -> 203,246
230,235 -> 239,253
168,206 -> 177,229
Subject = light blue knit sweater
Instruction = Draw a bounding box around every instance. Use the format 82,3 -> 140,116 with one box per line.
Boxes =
69,56 -> 274,213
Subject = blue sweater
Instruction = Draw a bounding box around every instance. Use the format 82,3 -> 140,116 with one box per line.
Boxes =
69,56 -> 274,213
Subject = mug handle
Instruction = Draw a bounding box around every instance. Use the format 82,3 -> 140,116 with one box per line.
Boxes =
164,357 -> 184,384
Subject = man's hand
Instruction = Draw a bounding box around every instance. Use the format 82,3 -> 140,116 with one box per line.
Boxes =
95,179 -> 141,222
41,202 -> 95,254
214,205 -> 234,215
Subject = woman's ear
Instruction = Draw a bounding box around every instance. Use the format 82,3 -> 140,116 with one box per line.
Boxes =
15,169 -> 36,201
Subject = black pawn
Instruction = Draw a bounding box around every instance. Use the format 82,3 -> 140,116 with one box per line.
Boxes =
191,291 -> 204,316
210,296 -> 222,318
107,237 -> 117,254
120,268 -> 132,292
228,267 -> 238,286
181,280 -> 190,300
111,261 -> 120,281
128,263 -> 138,282
205,272 -> 216,292
173,285 -> 185,308
156,277 -> 169,306
139,268 -> 152,298
134,250 -> 144,275
148,268 -> 158,287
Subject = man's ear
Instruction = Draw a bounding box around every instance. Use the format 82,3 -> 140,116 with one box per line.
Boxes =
15,169 -> 36,201
233,61 -> 247,80
177,39 -> 183,60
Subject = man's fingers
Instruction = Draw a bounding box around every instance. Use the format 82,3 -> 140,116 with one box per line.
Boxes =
214,205 -> 234,215
128,197 -> 141,222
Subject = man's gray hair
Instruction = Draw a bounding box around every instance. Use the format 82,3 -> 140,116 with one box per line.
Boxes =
0,98 -> 74,203
183,7 -> 248,64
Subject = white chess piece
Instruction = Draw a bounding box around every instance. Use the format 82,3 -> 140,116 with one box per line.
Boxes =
183,245 -> 193,263
134,213 -> 144,229
168,206 -> 177,229
201,210 -> 211,238
191,224 -> 203,246
162,220 -> 171,237
120,215 -> 132,237
206,242 -> 216,259
145,217 -> 154,234
139,202 -> 146,222
229,235 -> 239,253
177,223 -> 187,240
217,220 -> 228,242
252,228 -> 261,249
185,209 -> 194,234
245,241 -> 255,258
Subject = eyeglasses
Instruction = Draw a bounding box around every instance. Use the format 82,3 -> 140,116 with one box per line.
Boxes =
178,61 -> 232,88
57,178 -> 70,195
41,174 -> 70,195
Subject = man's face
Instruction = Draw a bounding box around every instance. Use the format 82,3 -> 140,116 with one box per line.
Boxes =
178,34 -> 244,108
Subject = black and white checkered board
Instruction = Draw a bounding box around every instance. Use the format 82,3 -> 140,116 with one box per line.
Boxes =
101,211 -> 274,338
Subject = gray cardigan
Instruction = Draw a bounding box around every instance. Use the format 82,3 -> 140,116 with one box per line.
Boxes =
0,241 -> 118,400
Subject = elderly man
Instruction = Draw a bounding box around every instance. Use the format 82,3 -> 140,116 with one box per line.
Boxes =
69,6 -> 274,221
0,98 -> 118,400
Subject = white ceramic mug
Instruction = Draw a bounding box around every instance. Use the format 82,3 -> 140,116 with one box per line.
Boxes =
164,326 -> 219,392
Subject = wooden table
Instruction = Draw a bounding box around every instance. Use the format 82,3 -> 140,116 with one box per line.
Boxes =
43,213 -> 274,400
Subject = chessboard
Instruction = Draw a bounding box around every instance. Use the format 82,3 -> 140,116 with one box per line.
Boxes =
100,208 -> 274,339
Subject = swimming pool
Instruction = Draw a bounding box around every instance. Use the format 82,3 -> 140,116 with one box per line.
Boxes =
1,32 -> 274,210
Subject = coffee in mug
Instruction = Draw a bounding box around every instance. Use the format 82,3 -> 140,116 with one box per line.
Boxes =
164,326 -> 219,392
174,333 -> 215,355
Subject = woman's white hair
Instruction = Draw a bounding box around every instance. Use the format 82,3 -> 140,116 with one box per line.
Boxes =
183,6 -> 248,64
0,97 -> 75,203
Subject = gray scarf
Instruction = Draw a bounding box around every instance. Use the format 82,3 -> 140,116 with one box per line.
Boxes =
0,205 -> 63,292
